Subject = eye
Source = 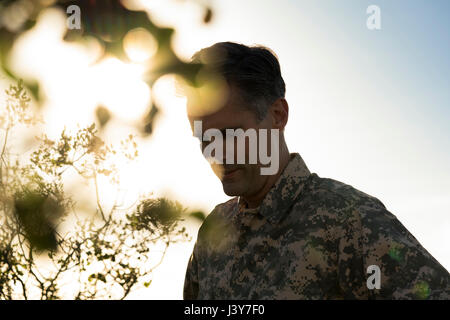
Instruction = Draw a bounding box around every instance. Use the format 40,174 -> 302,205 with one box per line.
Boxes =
224,128 -> 246,140
223,127 -> 244,136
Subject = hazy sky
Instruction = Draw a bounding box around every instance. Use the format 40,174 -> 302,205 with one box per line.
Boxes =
3,0 -> 449,299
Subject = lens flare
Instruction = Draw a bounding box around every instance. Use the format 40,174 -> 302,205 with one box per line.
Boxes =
123,28 -> 158,63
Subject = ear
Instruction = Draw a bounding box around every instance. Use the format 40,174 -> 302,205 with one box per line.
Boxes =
269,98 -> 289,130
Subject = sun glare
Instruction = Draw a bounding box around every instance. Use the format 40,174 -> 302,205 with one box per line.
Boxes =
123,28 -> 158,63
90,57 -> 150,122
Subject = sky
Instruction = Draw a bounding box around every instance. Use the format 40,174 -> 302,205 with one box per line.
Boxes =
1,0 -> 449,299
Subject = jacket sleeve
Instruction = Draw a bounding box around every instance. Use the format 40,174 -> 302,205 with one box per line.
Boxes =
183,245 -> 200,300
336,197 -> 450,299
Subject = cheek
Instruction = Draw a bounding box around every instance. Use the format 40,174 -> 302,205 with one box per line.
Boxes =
242,163 -> 260,181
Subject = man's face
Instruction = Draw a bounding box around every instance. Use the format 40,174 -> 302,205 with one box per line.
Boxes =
188,85 -> 274,198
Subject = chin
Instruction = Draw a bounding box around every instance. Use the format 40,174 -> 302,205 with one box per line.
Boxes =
222,182 -> 246,197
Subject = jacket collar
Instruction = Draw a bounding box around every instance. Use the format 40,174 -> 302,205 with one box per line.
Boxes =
236,153 -> 311,225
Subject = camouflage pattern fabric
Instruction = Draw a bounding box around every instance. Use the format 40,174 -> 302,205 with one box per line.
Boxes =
184,153 -> 450,299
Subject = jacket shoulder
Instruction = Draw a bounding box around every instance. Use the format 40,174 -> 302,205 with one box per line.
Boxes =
197,197 -> 238,244
306,173 -> 387,211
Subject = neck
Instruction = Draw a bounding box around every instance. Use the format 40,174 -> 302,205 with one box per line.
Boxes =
243,143 -> 291,208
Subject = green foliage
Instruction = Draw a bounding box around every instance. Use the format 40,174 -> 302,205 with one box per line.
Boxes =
0,0 -> 212,135
0,79 -> 37,128
189,210 -> 207,223
13,189 -> 64,252
128,198 -> 185,232
0,82 -> 191,299
0,0 -> 214,298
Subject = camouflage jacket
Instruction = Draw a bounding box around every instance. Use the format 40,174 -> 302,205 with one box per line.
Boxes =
183,153 -> 450,299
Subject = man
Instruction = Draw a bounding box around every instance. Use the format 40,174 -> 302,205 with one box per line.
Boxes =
183,42 -> 449,299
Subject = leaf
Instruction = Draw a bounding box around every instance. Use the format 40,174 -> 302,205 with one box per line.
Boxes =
95,105 -> 111,128
189,210 -> 206,222
203,8 -> 213,23
13,190 -> 63,252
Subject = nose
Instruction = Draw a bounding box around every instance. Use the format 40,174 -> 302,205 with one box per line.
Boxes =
201,138 -> 238,165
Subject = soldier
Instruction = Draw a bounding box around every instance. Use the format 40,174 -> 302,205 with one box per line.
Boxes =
183,42 -> 450,299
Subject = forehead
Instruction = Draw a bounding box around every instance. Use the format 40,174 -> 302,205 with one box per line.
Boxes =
187,84 -> 256,130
